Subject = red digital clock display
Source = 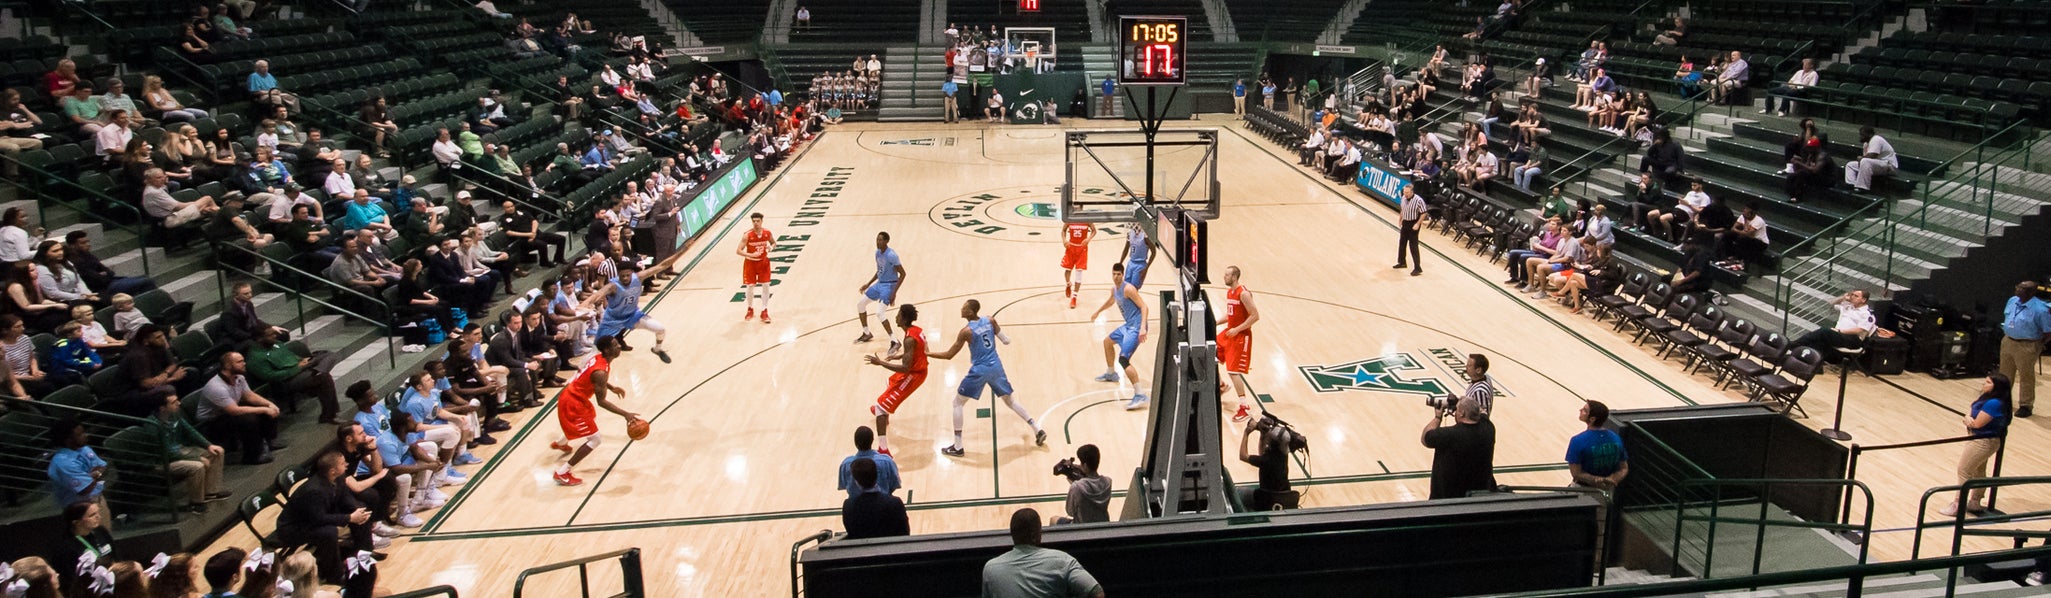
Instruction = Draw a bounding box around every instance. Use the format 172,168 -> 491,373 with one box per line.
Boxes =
1018,0 -> 1038,12
1118,16 -> 1186,86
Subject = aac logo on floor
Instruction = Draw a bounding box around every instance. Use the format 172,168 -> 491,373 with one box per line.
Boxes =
1298,350 -> 1514,399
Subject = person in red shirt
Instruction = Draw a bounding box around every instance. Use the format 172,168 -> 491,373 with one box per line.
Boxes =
1060,222 -> 1095,308
861,304 -> 925,455
1218,266 -> 1262,422
45,59 -> 79,98
548,337 -> 642,486
737,213 -> 774,322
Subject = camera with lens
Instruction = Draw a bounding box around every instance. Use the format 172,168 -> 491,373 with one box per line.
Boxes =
1053,458 -> 1087,481
1251,412 -> 1310,454
1424,395 -> 1458,412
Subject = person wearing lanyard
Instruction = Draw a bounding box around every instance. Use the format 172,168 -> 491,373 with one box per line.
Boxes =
1945,374 -> 2012,516
2000,281 -> 2049,417
66,499 -> 115,568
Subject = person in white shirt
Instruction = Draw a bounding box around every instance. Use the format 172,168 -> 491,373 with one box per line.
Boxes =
322,158 -> 357,199
795,6 -> 811,31
0,208 -> 42,263
866,55 -> 882,76
430,128 -> 462,167
599,65 -> 623,89
1297,128 -> 1326,166
1720,203 -> 1770,269
267,184 -> 322,228
1844,126 -> 1897,192
1763,59 -> 1817,116
93,110 -> 134,159
1790,289 -> 1875,355
1648,179 -> 1712,243
140,168 -> 218,228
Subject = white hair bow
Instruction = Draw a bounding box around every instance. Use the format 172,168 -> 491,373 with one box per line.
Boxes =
86,565 -> 115,596
275,578 -> 295,596
242,549 -> 275,573
144,553 -> 170,579
344,550 -> 378,579
1,579 -> 26,598
75,553 -> 97,577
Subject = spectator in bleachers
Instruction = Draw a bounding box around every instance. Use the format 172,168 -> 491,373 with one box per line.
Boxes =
1510,103 -> 1546,147
96,110 -> 138,163
1647,179 -> 1711,244
1720,204 -> 1770,271
220,281 -> 285,349
120,138 -> 170,194
1763,59 -> 1818,117
0,315 -> 54,396
249,326 -> 339,424
278,451 -> 375,584
1673,56 -> 1703,98
1640,129 -> 1685,183
258,183 -> 314,230
46,418 -> 110,516
1511,141 -> 1547,193
1571,41 -> 1606,82
33,241 -> 98,308
1669,236 -> 1713,297
163,125 -> 211,184
1589,90 -> 1621,132
241,145 -> 293,198
426,239 -> 492,312
153,392 -> 229,514
96,79 -> 142,122
7,556 -> 61,597
199,550 -> 244,598
1456,143 -> 1498,188
325,236 -> 387,298
1505,219 -> 1562,289
343,190 -> 396,240
45,58 -> 80,98
473,0 -> 511,19
198,126 -> 241,182
7,262 -> 72,332
105,295 -> 151,342
322,159 -> 360,201
1708,51 -> 1750,106
1786,138 -> 1834,204
0,89 -> 44,178
65,232 -> 155,297
459,229 -> 519,296
294,129 -> 341,181
72,305 -> 121,357
0,207 -> 42,263
1572,68 -> 1615,111
430,127 -> 462,171
205,194 -> 275,258
354,97 -> 398,160
63,501 -> 115,575
199,351 -> 284,464
399,198 -> 446,248
279,204 -> 334,264
1844,126 -> 1897,193
248,61 -> 299,114
178,23 -> 214,61
475,92 -> 512,135
1653,17 -> 1686,46
142,168 -> 219,230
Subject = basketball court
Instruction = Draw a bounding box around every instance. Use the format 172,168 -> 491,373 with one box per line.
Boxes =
204,117 -> 2051,595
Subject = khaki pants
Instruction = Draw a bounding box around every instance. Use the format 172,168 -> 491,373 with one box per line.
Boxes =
1957,437 -> 2001,505
167,446 -> 224,505
1999,337 -> 2040,408
942,95 -> 959,122
1233,95 -> 1245,114
0,137 -> 43,176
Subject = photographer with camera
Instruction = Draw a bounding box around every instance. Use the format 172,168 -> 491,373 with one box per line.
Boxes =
1238,414 -> 1298,511
1051,444 -> 1111,524
1421,397 -> 1496,500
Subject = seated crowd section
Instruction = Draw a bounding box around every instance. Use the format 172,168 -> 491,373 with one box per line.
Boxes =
0,0 -> 841,594
1238,0 -> 2042,430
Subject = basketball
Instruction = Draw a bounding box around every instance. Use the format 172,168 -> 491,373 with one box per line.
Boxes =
626,418 -> 650,441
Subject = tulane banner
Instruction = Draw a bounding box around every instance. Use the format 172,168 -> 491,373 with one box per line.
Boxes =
1354,157 -> 1411,210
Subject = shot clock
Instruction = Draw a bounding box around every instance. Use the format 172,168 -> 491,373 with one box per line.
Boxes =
1117,16 -> 1186,85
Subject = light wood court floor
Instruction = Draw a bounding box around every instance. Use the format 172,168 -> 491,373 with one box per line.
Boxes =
199,116 -> 2051,595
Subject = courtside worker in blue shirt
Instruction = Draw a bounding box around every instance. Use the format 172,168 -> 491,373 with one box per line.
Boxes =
2000,281 -> 2049,416
1565,401 -> 1628,490
837,426 -> 900,498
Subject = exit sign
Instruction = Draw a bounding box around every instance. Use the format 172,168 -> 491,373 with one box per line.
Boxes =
1019,0 -> 1039,12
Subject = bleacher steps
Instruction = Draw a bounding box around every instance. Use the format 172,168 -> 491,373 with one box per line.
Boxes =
161,271 -> 226,316
49,223 -> 108,255
877,45 -> 946,122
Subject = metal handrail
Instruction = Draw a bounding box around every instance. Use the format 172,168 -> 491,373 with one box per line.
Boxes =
1671,478 -> 1875,579
788,529 -> 834,598
1544,87 -> 1715,206
208,242 -> 397,368
0,155 -> 152,278
385,586 -> 459,598
511,547 -> 644,598
1504,544 -> 2051,597
0,395 -> 177,519
1911,475 -> 2051,595
1767,118 -> 2031,332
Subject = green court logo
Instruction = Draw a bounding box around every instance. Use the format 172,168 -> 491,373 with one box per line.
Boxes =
1298,353 -> 1451,396
1013,202 -> 1059,219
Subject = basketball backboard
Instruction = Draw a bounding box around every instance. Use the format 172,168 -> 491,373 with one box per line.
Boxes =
1060,128 -> 1219,223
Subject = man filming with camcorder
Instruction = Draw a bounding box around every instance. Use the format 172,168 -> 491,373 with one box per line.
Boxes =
1052,444 -> 1112,524
1421,396 -> 1496,500
1238,412 -> 1305,511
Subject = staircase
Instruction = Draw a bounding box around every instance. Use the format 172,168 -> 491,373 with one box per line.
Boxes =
877,45 -> 948,121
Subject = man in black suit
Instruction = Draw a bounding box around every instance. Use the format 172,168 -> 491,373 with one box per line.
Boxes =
277,450 -> 376,583
840,457 -> 909,540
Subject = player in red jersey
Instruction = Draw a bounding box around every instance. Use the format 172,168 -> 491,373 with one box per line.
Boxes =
549,337 -> 642,486
1060,222 -> 1095,308
1218,266 -> 1262,422
860,304 -> 924,456
738,213 -> 775,323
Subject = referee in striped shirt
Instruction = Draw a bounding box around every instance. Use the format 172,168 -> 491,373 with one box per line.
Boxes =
1394,185 -> 1426,276
1463,354 -> 1498,416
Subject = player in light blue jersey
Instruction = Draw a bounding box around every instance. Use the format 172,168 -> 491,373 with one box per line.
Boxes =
1118,223 -> 1154,289
856,231 -> 909,354
927,299 -> 1045,457
1090,262 -> 1150,410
